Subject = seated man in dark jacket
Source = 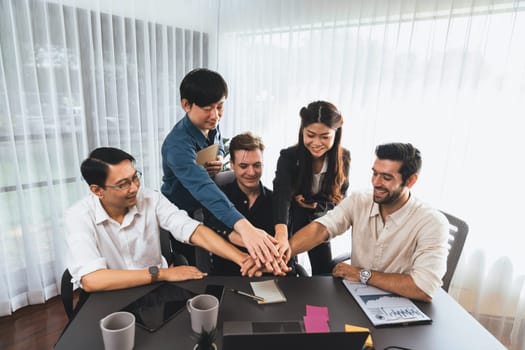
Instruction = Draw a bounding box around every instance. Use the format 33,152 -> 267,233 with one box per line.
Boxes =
204,132 -> 294,275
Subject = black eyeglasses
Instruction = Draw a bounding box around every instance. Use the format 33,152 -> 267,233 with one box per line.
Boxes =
105,171 -> 142,191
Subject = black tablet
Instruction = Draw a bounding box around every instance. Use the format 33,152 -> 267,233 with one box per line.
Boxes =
121,283 -> 196,332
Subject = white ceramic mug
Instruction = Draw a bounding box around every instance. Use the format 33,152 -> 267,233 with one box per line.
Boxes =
99,311 -> 135,350
186,294 -> 219,333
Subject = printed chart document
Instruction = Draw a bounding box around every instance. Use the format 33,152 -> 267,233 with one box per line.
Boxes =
196,144 -> 219,165
250,279 -> 287,304
342,280 -> 431,327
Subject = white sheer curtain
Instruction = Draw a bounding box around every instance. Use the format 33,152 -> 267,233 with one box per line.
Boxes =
2,0 -> 525,347
217,0 -> 525,348
0,0 -> 216,316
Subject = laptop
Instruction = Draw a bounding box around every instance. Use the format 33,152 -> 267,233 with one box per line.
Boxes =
222,321 -> 369,350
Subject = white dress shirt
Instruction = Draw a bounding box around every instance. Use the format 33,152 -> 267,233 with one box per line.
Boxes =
65,187 -> 200,286
316,190 -> 449,296
311,158 -> 327,195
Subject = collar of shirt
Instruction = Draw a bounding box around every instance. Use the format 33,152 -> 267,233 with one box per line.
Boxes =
369,192 -> 416,226
93,190 -> 143,227
182,114 -> 219,148
227,180 -> 269,207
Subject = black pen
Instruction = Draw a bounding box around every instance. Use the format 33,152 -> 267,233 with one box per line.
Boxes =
228,288 -> 265,302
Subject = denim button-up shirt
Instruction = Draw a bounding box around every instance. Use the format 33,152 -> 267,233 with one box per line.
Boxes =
161,115 -> 243,228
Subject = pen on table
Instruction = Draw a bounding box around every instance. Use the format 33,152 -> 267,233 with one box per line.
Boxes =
228,288 -> 265,302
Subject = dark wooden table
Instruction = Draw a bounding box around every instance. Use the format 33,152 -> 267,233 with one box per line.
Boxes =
55,276 -> 506,350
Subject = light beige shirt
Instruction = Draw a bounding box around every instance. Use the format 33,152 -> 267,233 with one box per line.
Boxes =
316,190 -> 449,296
65,188 -> 199,285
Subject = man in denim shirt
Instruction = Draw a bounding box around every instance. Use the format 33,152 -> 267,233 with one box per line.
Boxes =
161,68 -> 284,273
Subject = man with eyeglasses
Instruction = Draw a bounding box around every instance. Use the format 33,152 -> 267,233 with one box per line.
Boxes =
65,147 -> 259,292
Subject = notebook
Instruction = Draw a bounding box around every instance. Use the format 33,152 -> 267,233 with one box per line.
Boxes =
250,279 -> 286,304
222,320 -> 369,350
120,283 -> 196,332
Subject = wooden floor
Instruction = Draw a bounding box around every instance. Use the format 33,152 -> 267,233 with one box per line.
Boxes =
0,295 -> 69,350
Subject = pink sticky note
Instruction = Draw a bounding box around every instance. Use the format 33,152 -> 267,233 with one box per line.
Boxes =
306,305 -> 329,320
303,315 -> 330,333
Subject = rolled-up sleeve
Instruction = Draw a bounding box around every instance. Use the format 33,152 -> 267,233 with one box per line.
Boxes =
64,205 -> 107,285
315,194 -> 355,239
155,191 -> 200,243
409,212 -> 449,296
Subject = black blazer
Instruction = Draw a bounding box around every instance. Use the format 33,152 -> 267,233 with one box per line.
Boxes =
272,145 -> 351,227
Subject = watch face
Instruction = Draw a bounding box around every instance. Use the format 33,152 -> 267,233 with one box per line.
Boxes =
360,269 -> 371,283
149,266 -> 159,276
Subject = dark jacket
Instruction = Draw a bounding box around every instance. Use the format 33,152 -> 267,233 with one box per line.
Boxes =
272,145 -> 351,234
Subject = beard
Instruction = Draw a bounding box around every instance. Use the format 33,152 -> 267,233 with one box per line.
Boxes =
373,185 -> 405,205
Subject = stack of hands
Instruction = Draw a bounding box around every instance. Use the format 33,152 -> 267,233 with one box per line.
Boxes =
235,194 -> 322,277
238,229 -> 293,278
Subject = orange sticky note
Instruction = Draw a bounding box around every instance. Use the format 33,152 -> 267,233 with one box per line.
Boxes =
345,324 -> 373,347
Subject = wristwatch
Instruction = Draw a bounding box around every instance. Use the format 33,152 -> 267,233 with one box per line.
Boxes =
359,268 -> 372,284
148,266 -> 159,283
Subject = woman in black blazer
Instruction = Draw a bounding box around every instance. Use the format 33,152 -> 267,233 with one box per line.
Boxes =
273,101 -> 350,275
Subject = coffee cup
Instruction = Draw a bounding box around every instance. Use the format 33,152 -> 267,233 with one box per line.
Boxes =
99,311 -> 135,350
186,294 -> 219,333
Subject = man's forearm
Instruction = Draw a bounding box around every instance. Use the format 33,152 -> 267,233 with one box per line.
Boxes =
81,269 -> 152,292
228,231 -> 245,247
191,224 -> 246,266
333,262 -> 432,302
289,221 -> 329,257
368,271 -> 432,302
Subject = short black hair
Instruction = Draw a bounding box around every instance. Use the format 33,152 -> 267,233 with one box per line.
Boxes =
80,147 -> 135,187
180,68 -> 228,107
375,143 -> 422,183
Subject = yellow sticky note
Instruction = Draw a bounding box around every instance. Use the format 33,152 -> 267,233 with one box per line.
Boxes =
345,324 -> 373,347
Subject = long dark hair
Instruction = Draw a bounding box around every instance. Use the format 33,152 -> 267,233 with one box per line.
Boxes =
296,101 -> 346,203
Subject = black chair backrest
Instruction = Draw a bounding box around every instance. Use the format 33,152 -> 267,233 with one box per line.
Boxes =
440,211 -> 469,292
60,269 -> 75,320
60,269 -> 90,321
214,170 -> 235,186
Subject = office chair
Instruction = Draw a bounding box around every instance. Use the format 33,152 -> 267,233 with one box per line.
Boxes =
214,169 -> 236,185
60,268 -> 90,321
440,210 -> 469,292
60,228 -> 189,321
195,170 -> 235,273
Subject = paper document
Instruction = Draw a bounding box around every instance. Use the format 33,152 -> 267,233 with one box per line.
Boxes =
250,280 -> 287,304
196,144 -> 219,165
342,280 -> 431,327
